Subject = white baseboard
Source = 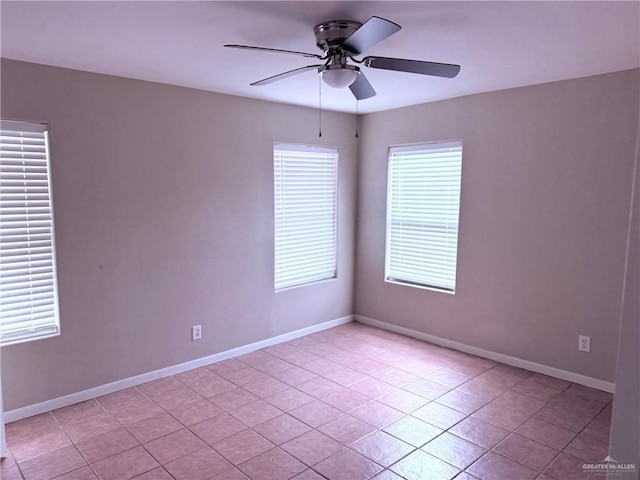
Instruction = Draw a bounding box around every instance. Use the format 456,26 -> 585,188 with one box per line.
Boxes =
5,312 -> 615,422
356,315 -> 616,394
4,315 -> 354,423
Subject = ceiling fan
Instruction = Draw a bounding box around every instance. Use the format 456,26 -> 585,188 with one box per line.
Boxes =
224,16 -> 461,100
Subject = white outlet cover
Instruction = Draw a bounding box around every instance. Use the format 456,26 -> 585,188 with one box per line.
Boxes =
578,335 -> 591,352
192,325 -> 202,341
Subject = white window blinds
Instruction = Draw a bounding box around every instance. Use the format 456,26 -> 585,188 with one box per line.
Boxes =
274,144 -> 338,290
0,120 -> 60,345
385,141 -> 463,292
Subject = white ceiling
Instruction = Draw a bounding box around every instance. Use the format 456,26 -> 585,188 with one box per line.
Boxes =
1,1 -> 638,114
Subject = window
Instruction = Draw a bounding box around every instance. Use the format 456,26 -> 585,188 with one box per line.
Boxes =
274,144 -> 338,290
0,120 -> 60,345
385,140 -> 463,292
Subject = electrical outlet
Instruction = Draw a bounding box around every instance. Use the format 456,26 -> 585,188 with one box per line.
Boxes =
192,325 -> 202,341
578,335 -> 591,352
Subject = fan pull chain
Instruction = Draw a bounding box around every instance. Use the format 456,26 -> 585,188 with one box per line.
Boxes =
355,100 -> 360,138
318,75 -> 322,138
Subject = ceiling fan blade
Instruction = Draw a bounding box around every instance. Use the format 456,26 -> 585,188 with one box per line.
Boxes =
349,72 -> 376,100
364,56 -> 461,78
224,44 -> 323,59
251,65 -> 321,86
340,16 -> 401,55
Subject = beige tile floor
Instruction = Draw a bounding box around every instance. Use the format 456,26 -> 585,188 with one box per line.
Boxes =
0,322 -> 613,480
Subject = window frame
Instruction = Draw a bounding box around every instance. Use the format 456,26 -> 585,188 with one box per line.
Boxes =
0,119 -> 61,346
273,143 -> 338,291
384,139 -> 463,294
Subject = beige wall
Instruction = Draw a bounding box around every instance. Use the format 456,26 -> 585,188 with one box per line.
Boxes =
0,59 -> 358,410
2,58 -> 637,412
355,70 -> 639,383
609,119 -> 639,474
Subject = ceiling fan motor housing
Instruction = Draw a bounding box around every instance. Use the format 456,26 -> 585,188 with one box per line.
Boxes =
313,20 -> 362,52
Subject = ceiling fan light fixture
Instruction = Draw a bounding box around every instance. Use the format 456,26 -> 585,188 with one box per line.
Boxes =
319,64 -> 360,89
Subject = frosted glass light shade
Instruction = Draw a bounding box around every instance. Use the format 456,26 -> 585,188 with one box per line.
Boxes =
321,67 -> 358,88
